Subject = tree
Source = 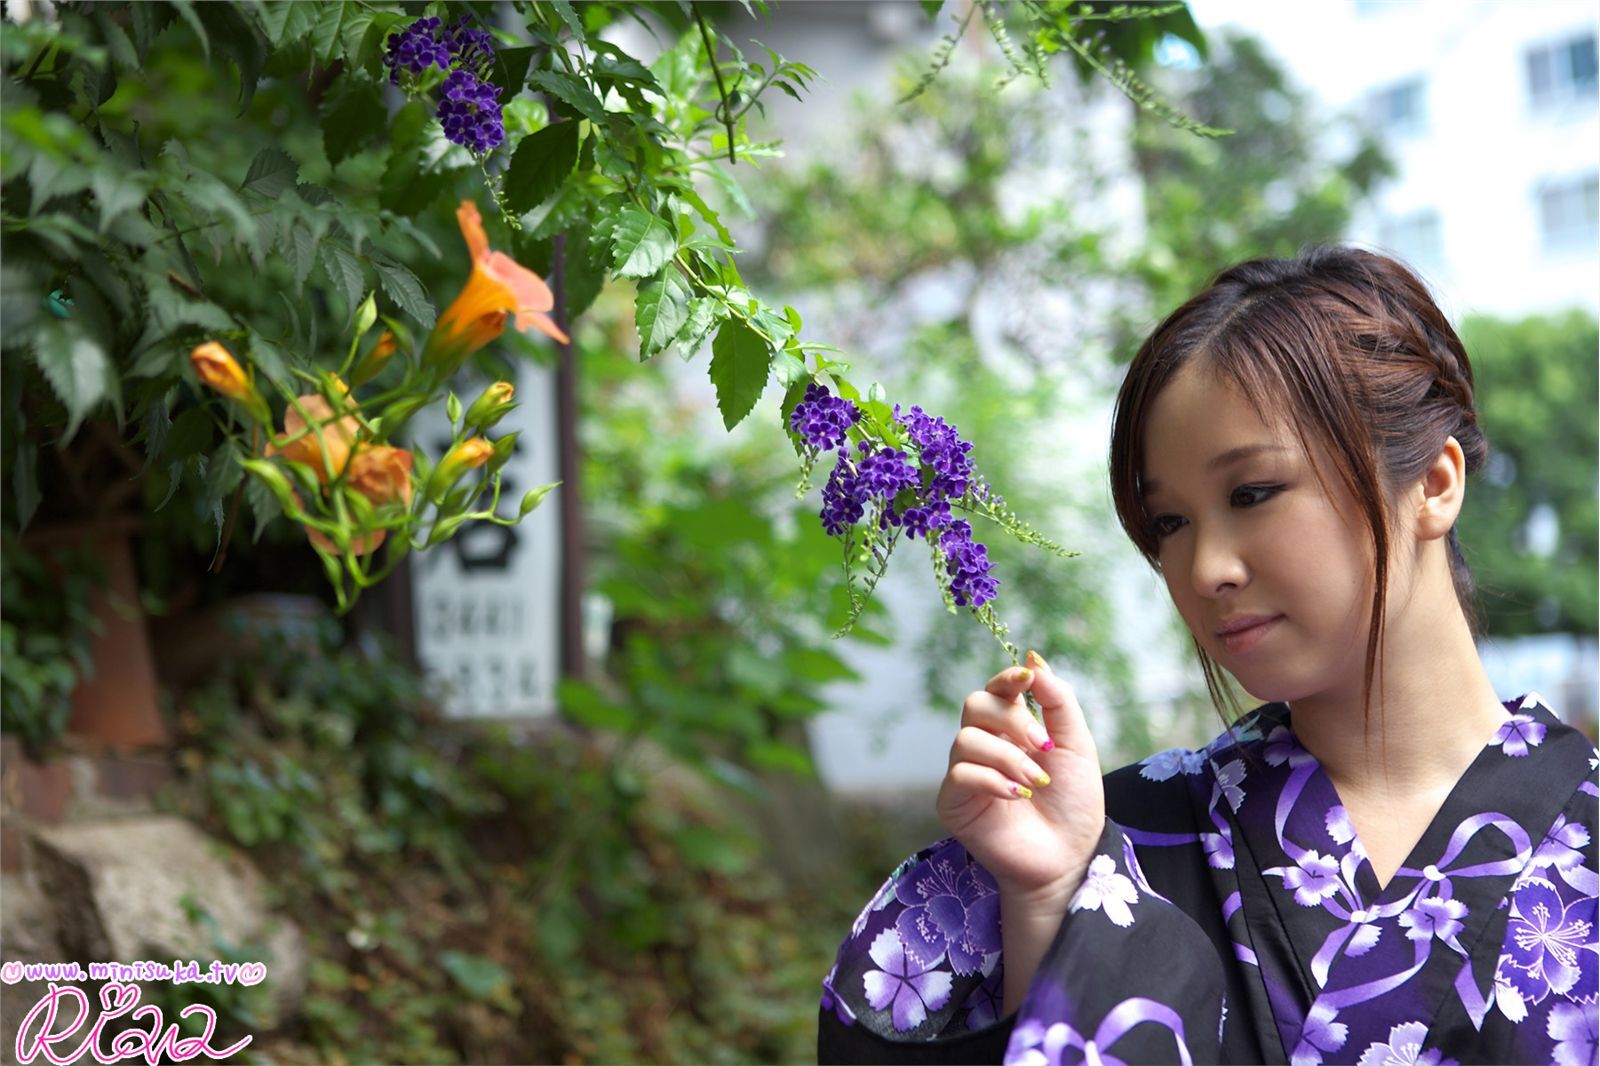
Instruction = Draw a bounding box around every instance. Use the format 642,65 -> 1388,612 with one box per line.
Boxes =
1457,312 -> 1599,637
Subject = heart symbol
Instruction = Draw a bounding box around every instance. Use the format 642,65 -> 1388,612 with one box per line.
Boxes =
99,981 -> 141,1014
238,962 -> 267,986
0,961 -> 22,984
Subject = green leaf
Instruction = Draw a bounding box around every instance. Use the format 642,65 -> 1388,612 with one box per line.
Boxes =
32,324 -> 110,443
527,70 -> 608,125
203,442 -> 243,504
374,259 -> 436,330
320,74 -> 384,166
609,207 -> 676,279
240,147 -> 299,199
504,122 -> 581,214
167,0 -> 210,62
309,1 -> 346,63
708,319 -> 770,431
318,242 -> 365,318
920,0 -> 943,16
635,268 -> 691,359
772,347 -> 806,387
548,0 -> 587,41
493,46 -> 537,95
675,297 -> 723,361
519,481 -> 560,516
244,468 -> 283,543
89,169 -> 149,234
288,221 -> 320,292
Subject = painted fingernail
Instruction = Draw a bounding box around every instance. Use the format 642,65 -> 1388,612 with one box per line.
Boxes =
1015,667 -> 1034,684
1010,784 -> 1034,800
1027,722 -> 1055,752
1034,771 -> 1051,788
1026,649 -> 1049,671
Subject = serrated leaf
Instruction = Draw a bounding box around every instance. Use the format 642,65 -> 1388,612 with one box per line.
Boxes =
635,269 -> 690,359
319,242 -> 365,317
676,297 -> 723,361
309,1 -> 345,62
527,70 -> 609,125
140,397 -> 172,472
32,324 -> 110,442
772,348 -> 806,387
167,0 -> 210,62
89,169 -> 149,234
708,319 -> 770,431
374,259 -> 436,329
504,122 -> 581,214
247,335 -> 293,390
609,207 -> 676,279
244,467 -> 283,543
241,147 -> 299,199
204,443 -> 243,504
289,222 -> 319,292
548,0 -> 586,40
337,9 -> 374,62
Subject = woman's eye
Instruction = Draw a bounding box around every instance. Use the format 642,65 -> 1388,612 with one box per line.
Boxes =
1232,484 -> 1284,507
1149,514 -> 1184,540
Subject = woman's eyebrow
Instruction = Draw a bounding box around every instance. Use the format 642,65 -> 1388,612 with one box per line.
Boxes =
1141,443 -> 1288,499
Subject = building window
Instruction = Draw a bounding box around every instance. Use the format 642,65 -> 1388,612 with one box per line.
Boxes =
1379,209 -> 1444,270
1525,32 -> 1598,109
1368,77 -> 1427,137
1536,173 -> 1599,252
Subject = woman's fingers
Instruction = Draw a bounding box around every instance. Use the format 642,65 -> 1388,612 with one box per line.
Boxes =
965,668 -> 1054,753
1022,650 -> 1096,761
945,759 -> 1040,803
949,726 -> 1052,795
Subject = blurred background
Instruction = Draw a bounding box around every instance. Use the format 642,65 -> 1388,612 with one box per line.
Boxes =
2,1 -> 1594,1062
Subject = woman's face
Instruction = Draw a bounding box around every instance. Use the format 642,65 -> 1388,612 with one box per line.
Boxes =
1139,361 -> 1380,704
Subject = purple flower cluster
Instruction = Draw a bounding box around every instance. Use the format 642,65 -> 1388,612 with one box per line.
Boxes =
939,520 -> 998,607
383,15 -> 504,156
438,70 -> 505,154
800,383 -> 1000,608
791,383 -> 860,452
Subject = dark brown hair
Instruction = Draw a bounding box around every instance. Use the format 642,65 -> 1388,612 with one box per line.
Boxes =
1108,245 -> 1487,727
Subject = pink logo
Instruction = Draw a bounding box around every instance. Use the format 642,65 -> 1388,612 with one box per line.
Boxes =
14,982 -> 252,1064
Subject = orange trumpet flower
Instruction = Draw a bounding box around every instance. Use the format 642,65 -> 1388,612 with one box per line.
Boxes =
422,201 -> 569,372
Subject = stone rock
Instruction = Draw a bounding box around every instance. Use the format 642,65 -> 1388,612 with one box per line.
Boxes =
26,816 -> 306,1029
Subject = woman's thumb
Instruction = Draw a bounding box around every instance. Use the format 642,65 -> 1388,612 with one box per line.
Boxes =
1025,650 -> 1092,753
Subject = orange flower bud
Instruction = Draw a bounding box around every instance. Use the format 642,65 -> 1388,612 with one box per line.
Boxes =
190,342 -> 253,402
427,436 -> 494,501
350,331 -> 398,387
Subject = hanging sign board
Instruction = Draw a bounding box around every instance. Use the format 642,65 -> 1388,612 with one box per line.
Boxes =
409,363 -> 561,718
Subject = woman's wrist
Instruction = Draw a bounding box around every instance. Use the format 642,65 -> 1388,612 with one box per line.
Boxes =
997,863 -> 1090,1016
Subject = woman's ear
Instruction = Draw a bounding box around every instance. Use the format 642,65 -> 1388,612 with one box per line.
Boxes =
1413,435 -> 1467,542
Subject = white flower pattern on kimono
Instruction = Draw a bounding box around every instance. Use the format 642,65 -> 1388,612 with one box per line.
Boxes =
1070,854 -> 1139,928
863,928 -> 954,1032
1500,876 -> 1597,1004
1139,747 -> 1207,781
1548,1000 -> 1599,1066
1273,850 -> 1345,907
1214,758 -> 1247,812
1353,1020 -> 1459,1066
1291,1002 -> 1348,1065
1398,896 -> 1468,949
1491,714 -> 1547,757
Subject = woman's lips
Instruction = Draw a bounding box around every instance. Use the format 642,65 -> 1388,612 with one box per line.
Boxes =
1219,615 -> 1283,655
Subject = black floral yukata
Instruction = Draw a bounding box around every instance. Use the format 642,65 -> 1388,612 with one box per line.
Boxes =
818,694 -> 1598,1065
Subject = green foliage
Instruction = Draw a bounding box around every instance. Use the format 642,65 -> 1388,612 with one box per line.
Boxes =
0,537 -> 102,757
1127,30 -> 1395,335
1457,312 -> 1599,636
168,617 -> 859,1063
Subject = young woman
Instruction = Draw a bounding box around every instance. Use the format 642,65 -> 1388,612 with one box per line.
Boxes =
817,247 -> 1597,1065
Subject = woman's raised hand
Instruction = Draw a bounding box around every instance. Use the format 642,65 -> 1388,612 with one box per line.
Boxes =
935,651 -> 1106,901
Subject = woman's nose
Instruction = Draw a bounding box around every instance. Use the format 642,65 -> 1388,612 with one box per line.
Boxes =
1190,524 -> 1247,598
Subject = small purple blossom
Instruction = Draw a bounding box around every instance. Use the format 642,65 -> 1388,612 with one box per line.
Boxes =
895,403 -> 975,503
444,14 -> 495,72
938,519 -> 998,608
384,16 -> 451,84
854,441 -> 919,502
900,497 -> 951,540
1492,713 -> 1547,756
437,70 -> 504,154
821,449 -> 866,536
790,383 -> 860,452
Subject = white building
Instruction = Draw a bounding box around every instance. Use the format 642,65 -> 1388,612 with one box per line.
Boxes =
1189,0 -> 1599,319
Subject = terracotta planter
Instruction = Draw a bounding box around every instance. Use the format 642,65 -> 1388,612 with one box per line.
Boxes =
24,519 -> 168,750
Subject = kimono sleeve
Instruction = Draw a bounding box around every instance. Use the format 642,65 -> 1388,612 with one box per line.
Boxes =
818,822 -> 1226,1064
